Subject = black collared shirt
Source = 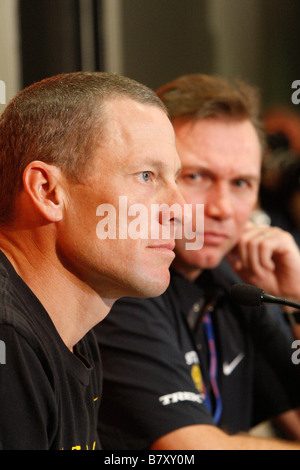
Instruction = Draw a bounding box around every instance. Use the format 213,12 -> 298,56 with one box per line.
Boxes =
95,262 -> 300,450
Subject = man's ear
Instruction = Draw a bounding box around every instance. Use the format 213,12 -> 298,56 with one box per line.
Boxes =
22,161 -> 65,222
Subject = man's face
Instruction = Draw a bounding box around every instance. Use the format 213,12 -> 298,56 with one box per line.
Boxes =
172,117 -> 261,280
57,98 -> 184,299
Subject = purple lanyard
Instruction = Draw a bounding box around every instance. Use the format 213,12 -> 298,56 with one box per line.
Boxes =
202,312 -> 222,423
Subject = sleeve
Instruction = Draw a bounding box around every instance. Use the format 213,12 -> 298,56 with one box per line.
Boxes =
0,324 -> 57,450
95,296 -> 215,450
250,306 -> 300,425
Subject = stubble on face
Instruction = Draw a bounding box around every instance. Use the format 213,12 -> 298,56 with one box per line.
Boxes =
58,98 -> 184,298
171,117 -> 261,281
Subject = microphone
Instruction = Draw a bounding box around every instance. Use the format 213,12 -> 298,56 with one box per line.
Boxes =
230,283 -> 300,310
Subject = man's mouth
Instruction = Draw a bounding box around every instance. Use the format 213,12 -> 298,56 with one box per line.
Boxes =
147,242 -> 176,256
204,232 -> 229,245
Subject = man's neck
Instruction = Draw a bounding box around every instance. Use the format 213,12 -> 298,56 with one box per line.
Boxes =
0,232 -> 113,351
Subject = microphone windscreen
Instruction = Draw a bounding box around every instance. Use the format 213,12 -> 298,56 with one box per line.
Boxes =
230,283 -> 263,307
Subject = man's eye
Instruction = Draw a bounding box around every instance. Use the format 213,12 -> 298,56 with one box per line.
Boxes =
139,171 -> 153,182
234,179 -> 248,188
182,173 -> 203,182
188,174 -> 201,180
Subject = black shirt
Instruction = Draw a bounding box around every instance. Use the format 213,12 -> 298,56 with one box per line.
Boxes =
0,251 -> 102,450
95,262 -> 300,450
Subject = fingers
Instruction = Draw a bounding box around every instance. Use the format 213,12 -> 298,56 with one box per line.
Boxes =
234,225 -> 280,277
227,224 -> 300,299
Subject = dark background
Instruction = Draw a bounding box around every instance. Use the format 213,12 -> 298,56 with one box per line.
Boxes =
16,0 -> 300,111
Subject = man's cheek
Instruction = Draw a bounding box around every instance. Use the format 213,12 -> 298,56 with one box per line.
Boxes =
226,232 -> 242,253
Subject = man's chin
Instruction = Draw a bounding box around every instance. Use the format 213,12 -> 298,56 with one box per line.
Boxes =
122,268 -> 171,299
174,248 -> 225,272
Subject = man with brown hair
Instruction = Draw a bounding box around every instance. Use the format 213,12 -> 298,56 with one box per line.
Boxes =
96,73 -> 300,450
0,71 -> 184,449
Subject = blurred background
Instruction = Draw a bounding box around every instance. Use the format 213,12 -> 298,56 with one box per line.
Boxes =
1,0 -> 300,106
1,0 -> 300,240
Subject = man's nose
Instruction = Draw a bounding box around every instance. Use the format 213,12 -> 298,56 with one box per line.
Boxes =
205,183 -> 234,220
158,184 -> 187,235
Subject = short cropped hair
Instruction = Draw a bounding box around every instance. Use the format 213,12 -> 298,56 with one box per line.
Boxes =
156,73 -> 264,148
0,71 -> 165,225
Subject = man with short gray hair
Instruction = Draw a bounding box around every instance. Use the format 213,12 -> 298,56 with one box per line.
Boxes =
0,71 -> 184,449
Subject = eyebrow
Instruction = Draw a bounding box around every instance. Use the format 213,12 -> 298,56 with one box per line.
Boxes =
182,165 -> 260,183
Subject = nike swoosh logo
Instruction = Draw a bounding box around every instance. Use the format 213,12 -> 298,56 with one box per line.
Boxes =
223,353 -> 245,375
